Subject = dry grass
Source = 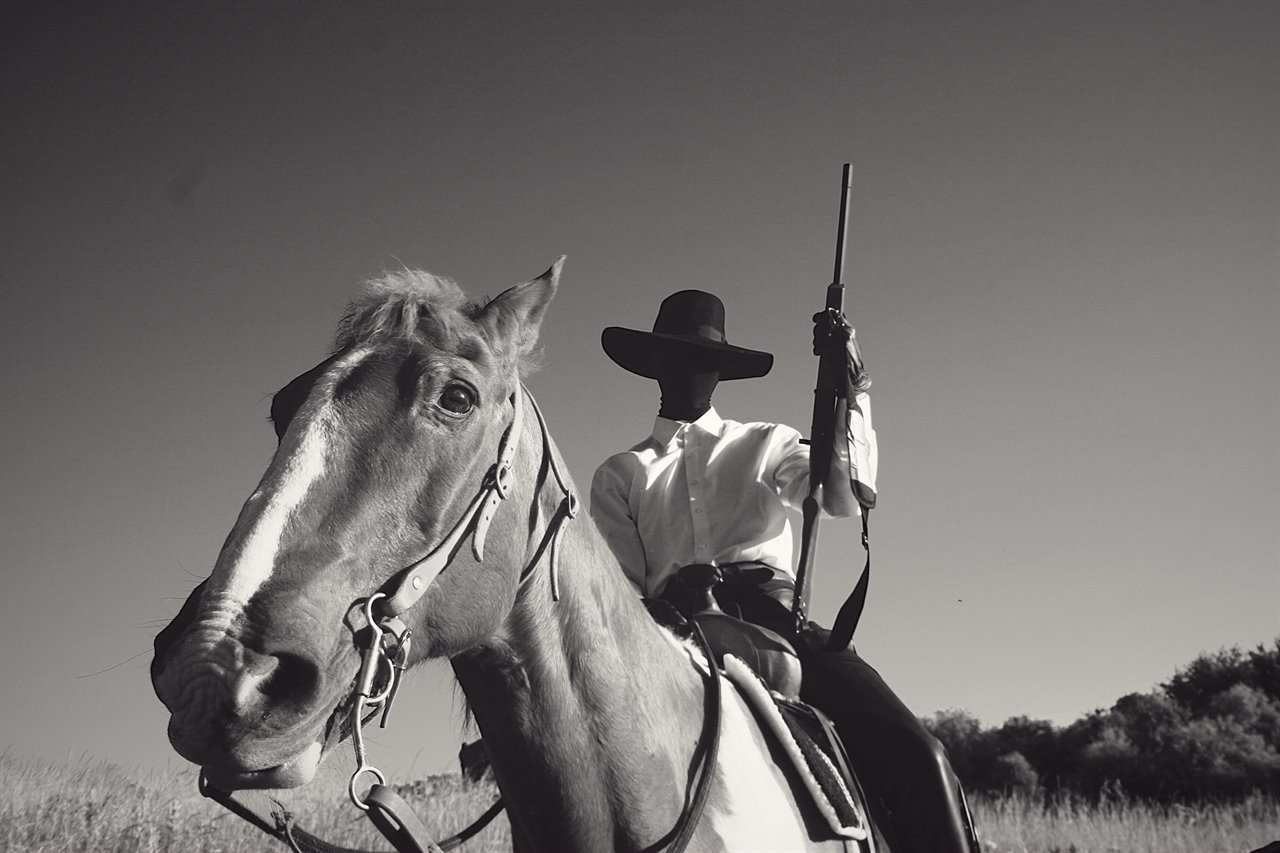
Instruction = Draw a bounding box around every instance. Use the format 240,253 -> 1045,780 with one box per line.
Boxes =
971,791 -> 1280,853
0,751 -> 511,853
2,751 -> 1276,852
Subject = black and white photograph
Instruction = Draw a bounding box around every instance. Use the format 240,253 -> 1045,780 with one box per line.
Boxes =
2,2 -> 1277,851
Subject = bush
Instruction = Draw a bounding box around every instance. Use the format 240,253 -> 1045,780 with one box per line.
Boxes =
992,751 -> 1039,795
924,639 -> 1280,802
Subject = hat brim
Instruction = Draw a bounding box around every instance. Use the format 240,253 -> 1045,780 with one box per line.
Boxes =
602,327 -> 774,381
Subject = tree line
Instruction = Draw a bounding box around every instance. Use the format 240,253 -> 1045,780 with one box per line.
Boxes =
922,639 -> 1280,802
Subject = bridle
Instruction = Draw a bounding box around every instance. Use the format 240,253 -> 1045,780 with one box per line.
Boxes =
202,383 -> 721,853
343,384 -> 578,810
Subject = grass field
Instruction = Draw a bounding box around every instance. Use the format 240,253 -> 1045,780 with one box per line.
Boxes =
2,752 -> 1276,852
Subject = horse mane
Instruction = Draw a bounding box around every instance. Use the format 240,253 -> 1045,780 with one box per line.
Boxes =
333,268 -> 544,374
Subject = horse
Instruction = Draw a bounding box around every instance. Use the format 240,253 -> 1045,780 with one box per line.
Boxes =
151,260 -> 883,852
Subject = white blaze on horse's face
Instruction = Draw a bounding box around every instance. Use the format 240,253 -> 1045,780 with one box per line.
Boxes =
214,348 -> 371,628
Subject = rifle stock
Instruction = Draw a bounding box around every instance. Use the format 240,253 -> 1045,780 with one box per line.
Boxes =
793,164 -> 853,625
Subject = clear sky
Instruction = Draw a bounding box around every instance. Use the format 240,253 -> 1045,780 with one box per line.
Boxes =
2,1 -> 1276,787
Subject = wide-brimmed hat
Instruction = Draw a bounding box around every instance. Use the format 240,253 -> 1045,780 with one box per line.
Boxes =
601,290 -> 773,381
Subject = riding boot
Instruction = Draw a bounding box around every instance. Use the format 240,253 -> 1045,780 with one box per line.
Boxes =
799,633 -> 974,853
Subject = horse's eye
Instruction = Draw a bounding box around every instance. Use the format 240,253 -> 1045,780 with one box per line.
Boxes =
438,383 -> 476,415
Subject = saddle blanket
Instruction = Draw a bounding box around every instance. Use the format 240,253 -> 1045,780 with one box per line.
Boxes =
722,654 -> 869,841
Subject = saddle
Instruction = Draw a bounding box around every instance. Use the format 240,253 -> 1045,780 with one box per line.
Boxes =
722,655 -> 870,841
650,562 -> 802,697
651,564 -> 871,842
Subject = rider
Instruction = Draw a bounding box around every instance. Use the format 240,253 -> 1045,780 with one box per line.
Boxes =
589,289 -> 974,853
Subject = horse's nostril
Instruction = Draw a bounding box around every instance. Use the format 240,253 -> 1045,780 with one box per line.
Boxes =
259,652 -> 322,704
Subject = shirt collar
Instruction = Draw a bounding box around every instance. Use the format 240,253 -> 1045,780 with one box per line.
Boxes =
651,407 -> 724,450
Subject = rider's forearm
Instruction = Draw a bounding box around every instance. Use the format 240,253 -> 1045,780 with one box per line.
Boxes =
819,397 -> 860,518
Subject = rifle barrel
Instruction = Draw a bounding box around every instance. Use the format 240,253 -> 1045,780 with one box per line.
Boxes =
831,163 -> 853,290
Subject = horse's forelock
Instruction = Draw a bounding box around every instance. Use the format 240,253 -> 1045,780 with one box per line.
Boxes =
334,269 -> 544,376
335,270 -> 482,352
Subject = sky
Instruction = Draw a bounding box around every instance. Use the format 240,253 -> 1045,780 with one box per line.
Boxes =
2,1 -> 1276,789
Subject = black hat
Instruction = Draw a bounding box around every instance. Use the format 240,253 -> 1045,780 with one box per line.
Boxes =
601,290 -> 773,381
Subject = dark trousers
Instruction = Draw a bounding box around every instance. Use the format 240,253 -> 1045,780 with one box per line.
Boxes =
708,568 -> 974,853
799,632 -> 973,853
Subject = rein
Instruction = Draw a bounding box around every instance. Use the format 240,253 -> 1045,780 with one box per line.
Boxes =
202,385 -> 720,853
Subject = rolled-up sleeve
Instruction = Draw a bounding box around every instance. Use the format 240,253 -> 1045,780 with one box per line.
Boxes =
589,459 -> 648,596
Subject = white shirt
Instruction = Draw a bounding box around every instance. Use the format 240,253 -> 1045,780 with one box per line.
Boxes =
590,408 -> 855,598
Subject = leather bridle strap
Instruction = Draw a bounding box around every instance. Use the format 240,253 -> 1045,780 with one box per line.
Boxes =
515,389 -> 578,601
378,384 -> 578,618
380,387 -> 526,620
201,773 -> 498,853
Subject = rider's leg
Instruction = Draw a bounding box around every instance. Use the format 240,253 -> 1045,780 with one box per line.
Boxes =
690,569 -> 975,851
800,641 -> 973,853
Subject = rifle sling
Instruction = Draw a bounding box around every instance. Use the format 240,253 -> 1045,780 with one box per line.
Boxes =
825,510 -> 870,653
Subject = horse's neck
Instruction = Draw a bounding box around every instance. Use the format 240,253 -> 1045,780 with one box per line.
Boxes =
452,434 -> 707,850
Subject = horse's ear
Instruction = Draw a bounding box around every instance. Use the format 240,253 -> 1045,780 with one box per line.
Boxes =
480,256 -> 562,357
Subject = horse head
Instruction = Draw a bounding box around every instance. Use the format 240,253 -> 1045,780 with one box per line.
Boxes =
151,260 -> 561,790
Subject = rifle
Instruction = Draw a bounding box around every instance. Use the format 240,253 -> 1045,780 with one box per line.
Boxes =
793,164 -> 871,650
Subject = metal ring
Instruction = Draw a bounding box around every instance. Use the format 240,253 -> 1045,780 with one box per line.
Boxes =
362,592 -> 387,629
348,764 -> 387,811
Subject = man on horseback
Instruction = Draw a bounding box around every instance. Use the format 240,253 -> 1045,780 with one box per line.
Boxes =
590,289 -> 975,853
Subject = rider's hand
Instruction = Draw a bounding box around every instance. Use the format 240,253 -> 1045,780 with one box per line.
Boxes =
812,308 -> 851,358
812,309 -> 870,394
